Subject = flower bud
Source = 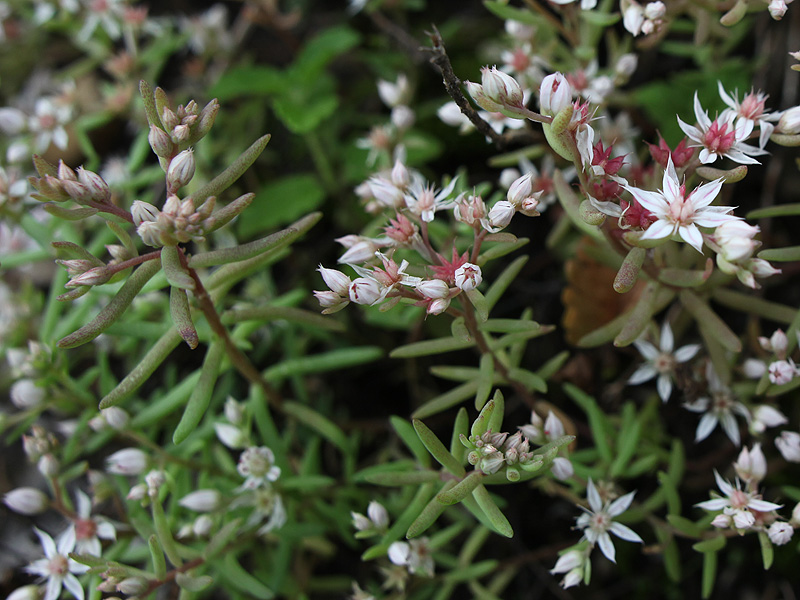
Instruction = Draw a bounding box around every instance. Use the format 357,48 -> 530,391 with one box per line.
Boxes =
148,125 -> 173,158
481,66 -> 524,108
769,360 -> 796,385
214,423 -> 246,449
61,180 -> 91,203
488,200 -> 516,230
171,124 -> 190,143
314,290 -> 346,309
768,521 -> 793,545
775,431 -> 800,463
4,487 -> 50,515
77,168 -> 111,202
454,263 -> 482,291
318,265 -> 351,296
193,514 -> 213,537
391,160 -> 410,188
131,200 -> 160,226
367,501 -> 388,529
539,73 -> 572,116
224,397 -> 244,425
58,160 -> 77,181
102,407 -> 130,430
106,448 -> 148,475
179,489 -> 222,512
117,578 -> 148,596
10,379 -> 45,409
551,456 -> 574,480
377,74 -> 411,108
67,266 -> 112,288
38,453 -> 60,477
6,585 -> 41,600
167,149 -> 196,190
391,105 -> 415,131
778,106 -> 800,134
733,443 -> 767,484
427,297 -> 451,315
416,278 -> 450,299
161,107 -> 179,130
127,484 -> 147,501
507,173 -> 533,207
349,278 -> 382,305
615,53 -> 638,79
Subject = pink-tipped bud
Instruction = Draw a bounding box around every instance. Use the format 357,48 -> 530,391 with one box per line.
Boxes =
318,265 -> 351,296
539,72 -> 573,116
507,173 -> 533,207
391,160 -> 410,188
481,66 -> 524,107
161,107 -> 179,130
167,149 -> 196,190
78,168 -> 111,202
61,180 -> 91,203
58,160 -> 77,181
67,266 -> 112,288
427,297 -> 451,315
416,278 -> 450,299
148,125 -> 173,158
171,124 -> 191,143
106,448 -> 148,475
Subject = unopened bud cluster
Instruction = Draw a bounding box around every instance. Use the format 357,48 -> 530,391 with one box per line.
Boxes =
29,161 -> 111,205
150,97 -> 219,156
132,193 -> 217,247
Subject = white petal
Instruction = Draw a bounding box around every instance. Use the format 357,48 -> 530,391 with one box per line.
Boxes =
607,490 -> 636,517
586,479 -> 602,512
695,498 -> 729,511
34,528 -> 57,558
662,158 -> 681,202
75,490 -> 92,519
713,470 -> 733,497
689,179 -> 724,208
44,576 -> 63,600
633,339 -> 660,361
625,186 -> 667,215
56,526 -> 77,556
62,573 -> 84,600
720,412 -> 741,446
629,364 -> 658,385
640,219 -> 674,241
674,344 -> 701,363
694,93 -> 712,129
597,532 -> 616,563
656,375 -> 673,402
717,81 -> 736,110
677,116 -> 701,143
678,224 -> 704,253
660,322 -> 674,353
609,521 -> 643,543
748,498 -> 783,512
388,541 -> 410,566
695,414 -> 718,442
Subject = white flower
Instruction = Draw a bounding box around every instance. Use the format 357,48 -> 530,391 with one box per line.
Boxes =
768,521 -> 793,545
214,422 -> 247,449
387,538 -> 434,576
749,404 -> 788,434
403,176 -> 459,223
628,322 -> 700,402
576,479 -> 642,563
549,548 -> 588,589
66,490 -> 116,556
351,501 -> 389,534
717,81 -> 777,149
10,379 -> 46,409
684,364 -> 750,446
237,446 -> 281,489
377,74 -> 411,108
768,359 -> 797,385
539,72 -> 573,117
623,157 -> 738,253
25,528 -> 89,600
678,92 -> 768,165
695,470 -> 782,531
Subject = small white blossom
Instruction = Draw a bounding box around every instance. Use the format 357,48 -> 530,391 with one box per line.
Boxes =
628,322 -> 700,402
237,446 -> 281,489
576,479 -> 643,563
25,528 -> 89,600
66,490 -> 116,556
695,470 -> 782,531
387,538 -> 434,577
684,364 -> 750,446
775,430 -> 800,462
733,443 -> 767,487
768,521 -> 793,545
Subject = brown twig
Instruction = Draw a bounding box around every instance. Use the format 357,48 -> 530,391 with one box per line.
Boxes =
423,25 -> 507,148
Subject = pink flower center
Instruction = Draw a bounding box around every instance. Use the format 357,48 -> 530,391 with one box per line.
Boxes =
739,94 -> 765,121
654,353 -> 675,374
510,48 -> 530,72
75,518 -> 98,541
590,512 -> 611,532
702,120 -> 735,155
48,555 -> 69,577
729,489 -> 749,510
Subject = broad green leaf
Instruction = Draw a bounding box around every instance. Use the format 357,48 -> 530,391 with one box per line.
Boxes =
692,535 -> 726,553
701,549 -> 718,599
290,25 -> 361,80
757,246 -> 800,261
273,81 -> 338,134
747,203 -> 800,218
758,530 -> 774,570
712,288 -> 796,323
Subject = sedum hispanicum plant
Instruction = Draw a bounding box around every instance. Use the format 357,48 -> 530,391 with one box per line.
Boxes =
4,0 -> 800,599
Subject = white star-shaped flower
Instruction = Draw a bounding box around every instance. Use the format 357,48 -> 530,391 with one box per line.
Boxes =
25,527 -> 89,600
695,470 -> 782,531
576,479 -> 643,563
629,322 -> 701,402
623,156 -> 739,253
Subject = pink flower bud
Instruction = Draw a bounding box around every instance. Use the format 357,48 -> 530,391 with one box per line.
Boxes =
117,578 -> 148,596
416,278 -> 450,299
171,124 -> 191,143
3,487 -> 50,515
710,513 -> 732,528
539,73 -> 572,116
78,168 -> 111,202
454,263 -> 482,291
148,125 -> 173,157
768,360 -> 796,385
551,457 -> 574,480
318,265 -> 351,296
391,160 -> 410,188
427,297 -> 451,315
314,290 -> 346,309
67,266 -> 112,288
58,160 -> 77,181
488,200 -> 516,230
167,149 -> 196,190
